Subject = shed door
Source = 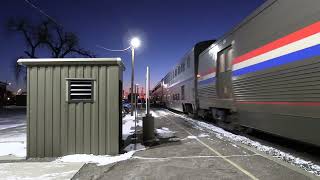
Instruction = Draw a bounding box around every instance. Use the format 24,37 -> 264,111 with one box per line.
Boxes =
216,46 -> 233,99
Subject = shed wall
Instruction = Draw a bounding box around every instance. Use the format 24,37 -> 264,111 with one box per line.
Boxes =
27,65 -> 120,157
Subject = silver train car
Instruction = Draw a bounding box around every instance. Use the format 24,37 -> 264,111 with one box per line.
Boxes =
152,0 -> 320,147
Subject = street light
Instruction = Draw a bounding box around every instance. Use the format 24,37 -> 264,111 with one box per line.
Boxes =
96,37 -> 141,116
130,37 -> 140,116
130,37 -> 141,48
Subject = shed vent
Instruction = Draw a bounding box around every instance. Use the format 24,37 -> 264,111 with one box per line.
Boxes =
67,79 -> 94,102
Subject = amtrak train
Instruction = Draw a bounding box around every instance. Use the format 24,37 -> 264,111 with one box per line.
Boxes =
151,0 -> 320,147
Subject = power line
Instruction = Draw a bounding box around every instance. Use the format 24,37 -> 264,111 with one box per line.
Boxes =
24,0 -> 131,54
96,45 -> 131,52
23,0 -> 62,26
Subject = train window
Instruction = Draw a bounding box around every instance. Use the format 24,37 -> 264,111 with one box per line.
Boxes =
178,66 -> 181,74
181,86 -> 185,100
217,52 -> 225,73
181,63 -> 185,72
218,46 -> 233,72
226,47 -> 234,71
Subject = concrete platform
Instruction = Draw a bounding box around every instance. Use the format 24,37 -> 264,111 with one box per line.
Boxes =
73,109 -> 318,180
0,161 -> 84,179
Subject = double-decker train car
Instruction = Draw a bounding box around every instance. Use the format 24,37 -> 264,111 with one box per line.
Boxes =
156,40 -> 215,112
152,0 -> 320,147
151,80 -> 164,106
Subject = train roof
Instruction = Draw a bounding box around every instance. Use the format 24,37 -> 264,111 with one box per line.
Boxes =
200,0 -> 277,56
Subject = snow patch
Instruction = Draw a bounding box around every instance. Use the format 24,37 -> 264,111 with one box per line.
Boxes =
169,111 -> 320,176
231,144 -> 238,148
198,133 -> 209,138
155,127 -> 175,138
150,110 -> 160,118
186,136 -> 197,139
122,115 -> 142,140
0,141 -> 26,157
56,151 -> 135,166
124,143 -> 146,152
157,110 -> 170,117
0,116 -> 26,158
0,123 -> 25,131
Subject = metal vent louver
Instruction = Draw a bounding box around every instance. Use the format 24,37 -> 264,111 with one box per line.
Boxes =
68,79 -> 94,102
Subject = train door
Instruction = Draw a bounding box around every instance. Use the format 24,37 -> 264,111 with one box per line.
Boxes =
216,46 -> 233,100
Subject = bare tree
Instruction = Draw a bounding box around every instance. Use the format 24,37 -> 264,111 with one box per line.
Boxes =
7,18 -> 95,80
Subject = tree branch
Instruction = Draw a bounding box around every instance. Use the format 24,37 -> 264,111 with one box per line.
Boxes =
21,28 -> 34,48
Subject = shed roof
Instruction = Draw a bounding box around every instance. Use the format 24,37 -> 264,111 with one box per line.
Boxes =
17,58 -> 125,70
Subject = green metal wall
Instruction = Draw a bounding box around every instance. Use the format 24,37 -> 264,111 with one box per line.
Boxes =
27,65 -> 121,157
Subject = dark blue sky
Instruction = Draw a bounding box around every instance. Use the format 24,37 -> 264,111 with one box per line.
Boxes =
0,0 -> 264,91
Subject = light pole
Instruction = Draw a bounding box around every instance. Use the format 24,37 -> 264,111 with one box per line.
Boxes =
130,37 -> 141,116
96,37 -> 141,116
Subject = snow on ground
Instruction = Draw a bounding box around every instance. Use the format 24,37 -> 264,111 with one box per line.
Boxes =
168,110 -> 320,176
0,140 -> 26,157
156,110 -> 170,117
186,136 -> 197,139
124,143 -> 146,152
0,114 -> 26,158
56,151 -> 135,166
155,127 -> 175,138
0,123 -> 25,131
150,110 -> 160,118
122,115 -> 142,140
151,109 -> 171,118
198,133 -> 209,138
0,114 -> 25,130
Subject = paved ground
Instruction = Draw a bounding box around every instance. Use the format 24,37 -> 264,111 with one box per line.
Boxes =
0,161 -> 84,179
73,108 -> 317,180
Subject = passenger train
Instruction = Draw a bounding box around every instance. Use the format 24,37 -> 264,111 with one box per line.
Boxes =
151,0 -> 320,147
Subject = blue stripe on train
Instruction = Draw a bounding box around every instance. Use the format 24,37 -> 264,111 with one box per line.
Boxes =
198,77 -> 216,86
232,44 -> 320,77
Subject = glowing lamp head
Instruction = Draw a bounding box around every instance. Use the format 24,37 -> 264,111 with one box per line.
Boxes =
130,37 -> 141,48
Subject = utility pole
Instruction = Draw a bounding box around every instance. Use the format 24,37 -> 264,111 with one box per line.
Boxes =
143,66 -> 154,143
131,47 -> 135,116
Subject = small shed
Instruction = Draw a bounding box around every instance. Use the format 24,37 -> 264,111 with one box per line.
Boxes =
18,58 -> 125,158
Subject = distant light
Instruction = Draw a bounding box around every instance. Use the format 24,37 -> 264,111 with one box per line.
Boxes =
7,97 -> 10,101
17,89 -> 22,95
130,37 -> 141,48
197,74 -> 201,78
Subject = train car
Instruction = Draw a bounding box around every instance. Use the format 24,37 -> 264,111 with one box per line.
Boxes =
153,0 -> 320,147
197,0 -> 320,146
159,40 -> 215,113
151,80 -> 164,106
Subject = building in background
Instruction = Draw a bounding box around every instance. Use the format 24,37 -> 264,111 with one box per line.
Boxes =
0,81 -> 7,107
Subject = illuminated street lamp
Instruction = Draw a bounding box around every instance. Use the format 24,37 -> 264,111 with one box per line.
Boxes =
130,37 -> 141,115
96,37 -> 141,116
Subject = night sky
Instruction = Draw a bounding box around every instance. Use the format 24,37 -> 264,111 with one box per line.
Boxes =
0,0 -> 264,92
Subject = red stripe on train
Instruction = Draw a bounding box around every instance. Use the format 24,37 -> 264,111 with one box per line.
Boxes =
232,21 -> 320,65
237,101 -> 320,106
